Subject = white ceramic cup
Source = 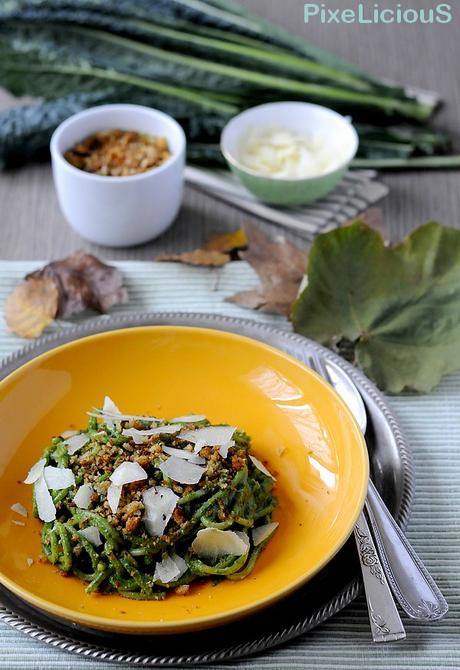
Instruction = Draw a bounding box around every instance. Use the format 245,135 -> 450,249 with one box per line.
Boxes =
50,104 -> 186,247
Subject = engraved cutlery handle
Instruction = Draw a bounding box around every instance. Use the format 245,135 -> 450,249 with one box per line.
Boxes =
366,481 -> 448,621
354,511 -> 406,642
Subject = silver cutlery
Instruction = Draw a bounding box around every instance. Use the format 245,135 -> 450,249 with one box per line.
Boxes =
304,351 -> 405,642
307,350 -> 448,629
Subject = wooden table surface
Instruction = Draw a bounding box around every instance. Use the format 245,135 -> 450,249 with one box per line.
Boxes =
0,0 -> 459,260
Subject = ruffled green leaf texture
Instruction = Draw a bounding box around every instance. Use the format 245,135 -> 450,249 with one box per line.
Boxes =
292,221 -> 460,394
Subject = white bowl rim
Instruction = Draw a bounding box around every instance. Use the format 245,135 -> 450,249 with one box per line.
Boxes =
50,103 -> 186,184
220,101 -> 359,183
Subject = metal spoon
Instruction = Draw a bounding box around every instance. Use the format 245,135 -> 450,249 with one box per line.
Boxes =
309,350 -> 448,623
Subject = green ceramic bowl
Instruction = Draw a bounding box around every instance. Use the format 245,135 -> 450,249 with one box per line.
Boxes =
220,102 -> 359,207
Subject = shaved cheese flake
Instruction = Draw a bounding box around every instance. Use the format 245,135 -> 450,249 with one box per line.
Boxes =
79,526 -> 103,547
193,439 -> 206,454
179,425 -> 236,447
154,554 -> 187,584
162,445 -> 205,465
171,414 -> 206,423
44,466 -> 75,490
234,531 -> 251,554
23,458 -> 46,484
110,461 -> 148,486
154,555 -> 180,584
64,433 -> 89,455
122,424 -> 181,445
172,554 -> 188,579
11,502 -> 28,518
34,475 -> 56,522
94,411 -> 162,422
88,396 -> 162,426
252,522 -> 279,546
159,456 -> 205,485
142,486 -> 179,537
73,484 -> 94,509
103,395 -> 120,415
100,395 -> 120,430
12,520 -> 25,527
107,483 -> 122,514
218,440 -> 235,459
26,558 -> 33,567
191,528 -> 249,561
61,430 -> 78,439
249,455 -> 276,480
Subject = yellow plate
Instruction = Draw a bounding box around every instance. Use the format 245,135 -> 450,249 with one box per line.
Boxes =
0,326 -> 368,634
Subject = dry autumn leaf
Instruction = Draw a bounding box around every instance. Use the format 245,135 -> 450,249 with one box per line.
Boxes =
5,252 -> 128,338
155,229 -> 247,267
226,224 -> 307,316
156,249 -> 230,267
5,276 -> 59,338
204,229 -> 248,256
27,252 -> 128,318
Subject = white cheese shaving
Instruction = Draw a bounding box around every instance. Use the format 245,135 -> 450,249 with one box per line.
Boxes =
102,395 -> 121,430
79,526 -> 103,547
43,466 -> 75,490
89,411 -> 162,423
107,483 -> 122,514
193,439 -> 206,454
73,484 -> 94,509
34,475 -> 56,522
162,445 -> 205,465
235,530 -> 251,552
218,440 -> 235,459
122,424 -> 181,445
88,396 -> 162,425
110,461 -> 148,486
179,425 -> 236,447
171,554 -> 188,579
26,558 -> 33,567
64,433 -> 90,455
103,395 -> 120,414
12,520 -> 25,527
171,414 -> 206,423
252,522 -> 279,547
61,430 -> 79,439
249,455 -> 276,480
142,486 -> 179,537
23,458 -> 46,484
153,554 -> 188,584
239,125 -> 349,179
11,502 -> 28,518
191,528 -> 249,561
159,456 -> 206,485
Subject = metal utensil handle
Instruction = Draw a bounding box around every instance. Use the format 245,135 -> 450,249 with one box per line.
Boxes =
307,351 -> 405,642
354,512 -> 406,642
366,481 -> 448,621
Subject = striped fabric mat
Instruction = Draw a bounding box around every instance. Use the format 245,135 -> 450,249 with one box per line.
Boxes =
186,167 -> 389,237
0,261 -> 458,670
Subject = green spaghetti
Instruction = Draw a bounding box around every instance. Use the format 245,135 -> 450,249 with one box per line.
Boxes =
26,399 -> 278,600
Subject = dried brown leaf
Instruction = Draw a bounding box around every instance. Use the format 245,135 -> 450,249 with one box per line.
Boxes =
204,229 -> 248,255
226,224 -> 307,316
156,249 -> 230,267
5,276 -> 59,338
27,252 -> 128,319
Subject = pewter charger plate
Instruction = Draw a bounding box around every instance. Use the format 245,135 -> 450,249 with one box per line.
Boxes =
0,313 -> 414,666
